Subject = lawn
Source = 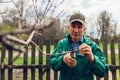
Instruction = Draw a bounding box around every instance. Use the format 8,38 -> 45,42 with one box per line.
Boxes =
99,42 -> 119,50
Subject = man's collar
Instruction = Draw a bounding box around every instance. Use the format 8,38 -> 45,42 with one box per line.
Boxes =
66,34 -> 84,43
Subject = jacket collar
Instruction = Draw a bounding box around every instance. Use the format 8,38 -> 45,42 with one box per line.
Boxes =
65,34 -> 84,43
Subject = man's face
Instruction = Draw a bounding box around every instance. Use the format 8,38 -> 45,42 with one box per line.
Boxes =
68,21 -> 85,43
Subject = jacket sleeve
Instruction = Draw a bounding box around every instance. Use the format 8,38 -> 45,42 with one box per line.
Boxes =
49,41 -> 66,71
90,43 -> 109,77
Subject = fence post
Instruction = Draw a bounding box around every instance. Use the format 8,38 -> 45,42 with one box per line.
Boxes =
118,39 -> 120,78
8,46 -> 13,80
110,39 -> 116,80
23,46 -> 28,80
53,39 -> 59,80
0,43 -> 6,80
46,40 -> 50,80
103,40 -> 109,80
94,39 -> 100,80
38,39 -> 44,80
31,43 -> 35,80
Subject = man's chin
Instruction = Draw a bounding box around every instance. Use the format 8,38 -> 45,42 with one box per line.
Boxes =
73,36 -> 79,39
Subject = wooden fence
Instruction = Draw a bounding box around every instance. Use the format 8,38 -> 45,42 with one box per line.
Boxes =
0,39 -> 120,80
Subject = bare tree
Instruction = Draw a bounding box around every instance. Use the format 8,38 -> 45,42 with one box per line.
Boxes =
0,0 -> 65,65
0,0 -> 65,49
97,10 -> 117,41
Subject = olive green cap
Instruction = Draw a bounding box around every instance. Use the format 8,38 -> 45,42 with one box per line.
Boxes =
69,13 -> 85,25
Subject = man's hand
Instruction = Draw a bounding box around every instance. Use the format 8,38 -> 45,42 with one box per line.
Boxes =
79,44 -> 94,63
63,53 -> 77,67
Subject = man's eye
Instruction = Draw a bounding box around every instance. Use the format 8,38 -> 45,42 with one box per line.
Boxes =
78,26 -> 83,28
71,25 -> 76,28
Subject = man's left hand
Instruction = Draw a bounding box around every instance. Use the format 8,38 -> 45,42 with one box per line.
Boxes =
79,44 -> 94,63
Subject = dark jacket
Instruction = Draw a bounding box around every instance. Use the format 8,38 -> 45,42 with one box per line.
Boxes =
49,34 -> 109,80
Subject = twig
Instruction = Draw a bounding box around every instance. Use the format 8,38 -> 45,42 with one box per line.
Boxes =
26,30 -> 35,45
1,59 -> 5,69
0,0 -> 12,3
31,40 -> 48,55
31,40 -> 72,56
9,52 -> 25,65
5,35 -> 27,45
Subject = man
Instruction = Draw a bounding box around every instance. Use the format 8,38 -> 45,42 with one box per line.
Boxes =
49,12 -> 109,80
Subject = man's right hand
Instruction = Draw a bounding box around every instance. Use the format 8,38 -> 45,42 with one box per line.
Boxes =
63,53 -> 77,67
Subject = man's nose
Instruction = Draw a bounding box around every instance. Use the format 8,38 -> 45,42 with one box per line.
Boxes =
73,28 -> 79,32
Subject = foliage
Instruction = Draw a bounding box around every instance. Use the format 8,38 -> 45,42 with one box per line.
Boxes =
0,22 -> 16,32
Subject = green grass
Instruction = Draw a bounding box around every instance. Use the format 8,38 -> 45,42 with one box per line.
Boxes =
12,53 -> 119,66
2,56 -> 46,65
107,54 -> 120,65
99,42 -> 118,50
43,45 -> 55,52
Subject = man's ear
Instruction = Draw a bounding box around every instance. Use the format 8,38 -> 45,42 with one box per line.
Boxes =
84,27 -> 86,31
67,25 -> 70,31
83,26 -> 86,31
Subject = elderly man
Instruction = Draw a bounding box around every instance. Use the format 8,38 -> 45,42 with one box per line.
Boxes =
49,12 -> 109,80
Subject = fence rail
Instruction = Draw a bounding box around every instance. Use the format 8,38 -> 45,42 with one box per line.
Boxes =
0,39 -> 120,80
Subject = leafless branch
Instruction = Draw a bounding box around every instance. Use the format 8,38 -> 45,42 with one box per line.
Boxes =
0,0 -> 12,3
0,19 -> 55,52
31,40 -> 73,56
52,0 -> 64,15
43,0 -> 51,16
32,0 -> 38,18
0,19 -> 55,66
1,59 -> 5,69
55,9 -> 64,19
9,52 -> 24,65
0,11 -> 6,14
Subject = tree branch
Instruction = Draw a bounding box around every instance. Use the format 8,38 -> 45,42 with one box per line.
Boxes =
0,19 -> 55,52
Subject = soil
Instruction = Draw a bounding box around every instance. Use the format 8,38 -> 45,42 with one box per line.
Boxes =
4,69 -> 113,80
4,69 -> 55,80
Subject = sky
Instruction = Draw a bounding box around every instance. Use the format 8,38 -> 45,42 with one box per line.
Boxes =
1,0 -> 120,20
60,0 -> 120,19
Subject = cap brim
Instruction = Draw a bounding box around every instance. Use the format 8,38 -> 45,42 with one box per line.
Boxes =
70,19 -> 85,25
